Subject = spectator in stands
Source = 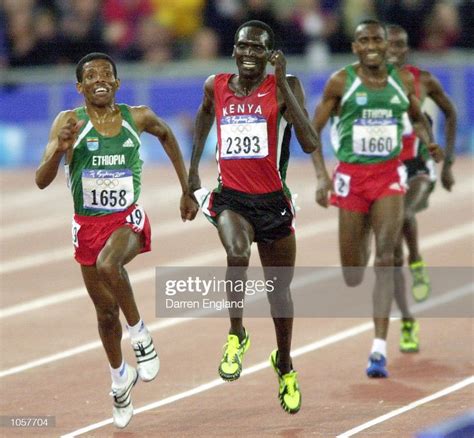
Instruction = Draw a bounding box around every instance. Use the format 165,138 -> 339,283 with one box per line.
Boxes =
376,0 -> 436,50
419,1 -> 460,51
203,0 -> 243,55
60,0 -> 107,63
190,27 -> 220,60
102,0 -> 154,53
122,17 -> 174,63
32,8 -> 61,65
5,7 -> 37,67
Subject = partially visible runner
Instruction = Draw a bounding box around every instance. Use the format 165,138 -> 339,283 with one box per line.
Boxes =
311,20 -> 443,378
35,52 -> 197,428
387,24 -> 457,353
188,20 -> 323,413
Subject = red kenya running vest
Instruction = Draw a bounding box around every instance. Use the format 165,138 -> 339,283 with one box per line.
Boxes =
214,73 -> 291,194
400,64 -> 422,161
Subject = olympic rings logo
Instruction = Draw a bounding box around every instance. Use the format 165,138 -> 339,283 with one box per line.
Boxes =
230,125 -> 252,134
96,178 -> 119,187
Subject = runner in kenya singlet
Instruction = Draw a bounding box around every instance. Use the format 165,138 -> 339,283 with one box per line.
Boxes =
214,73 -> 292,195
400,64 -> 431,162
331,64 -> 409,164
66,104 -> 143,216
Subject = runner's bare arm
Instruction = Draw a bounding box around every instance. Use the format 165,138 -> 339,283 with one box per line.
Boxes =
188,75 -> 216,192
271,51 -> 320,153
35,111 -> 83,189
310,71 -> 344,207
401,71 -> 443,163
132,105 -> 198,221
424,71 -> 457,190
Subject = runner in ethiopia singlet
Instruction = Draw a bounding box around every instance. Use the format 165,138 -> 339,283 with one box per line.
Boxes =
214,73 -> 291,195
66,104 -> 143,216
332,64 -> 409,164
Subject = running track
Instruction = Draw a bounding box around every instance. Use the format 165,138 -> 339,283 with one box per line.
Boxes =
1,158 -> 473,437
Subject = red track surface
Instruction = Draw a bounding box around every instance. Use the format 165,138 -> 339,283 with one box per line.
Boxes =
1,158 -> 473,437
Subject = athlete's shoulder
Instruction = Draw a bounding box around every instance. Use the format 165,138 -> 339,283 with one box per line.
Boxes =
53,109 -> 78,125
324,68 -> 347,97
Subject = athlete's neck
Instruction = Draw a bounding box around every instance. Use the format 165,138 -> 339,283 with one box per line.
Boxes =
85,102 -> 120,124
357,63 -> 388,86
235,74 -> 266,96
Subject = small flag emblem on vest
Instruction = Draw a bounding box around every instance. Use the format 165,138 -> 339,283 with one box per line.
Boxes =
86,137 -> 99,151
356,92 -> 367,105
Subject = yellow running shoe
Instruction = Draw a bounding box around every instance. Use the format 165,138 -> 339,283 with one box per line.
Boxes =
269,350 -> 301,414
410,260 -> 431,302
218,330 -> 250,381
400,320 -> 420,353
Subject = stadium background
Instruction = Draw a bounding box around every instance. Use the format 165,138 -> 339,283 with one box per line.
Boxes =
0,1 -> 473,437
0,0 -> 473,167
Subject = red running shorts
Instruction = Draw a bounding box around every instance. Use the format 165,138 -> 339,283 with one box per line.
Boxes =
330,159 -> 407,213
71,204 -> 151,266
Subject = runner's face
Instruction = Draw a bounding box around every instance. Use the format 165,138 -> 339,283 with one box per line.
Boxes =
233,27 -> 271,78
387,30 -> 408,67
352,24 -> 387,68
77,59 -> 119,107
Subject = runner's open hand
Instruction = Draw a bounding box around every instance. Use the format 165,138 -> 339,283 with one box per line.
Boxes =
57,118 -> 85,153
426,143 -> 444,163
180,193 -> 198,222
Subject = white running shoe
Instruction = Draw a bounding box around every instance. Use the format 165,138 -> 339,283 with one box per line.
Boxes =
111,364 -> 138,429
131,334 -> 160,382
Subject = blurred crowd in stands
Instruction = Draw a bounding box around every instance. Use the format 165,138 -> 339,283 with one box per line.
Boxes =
1,0 -> 473,69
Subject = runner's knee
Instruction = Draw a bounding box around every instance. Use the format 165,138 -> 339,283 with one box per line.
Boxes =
96,305 -> 120,329
267,287 -> 293,315
96,257 -> 124,285
226,244 -> 251,266
342,268 -> 364,287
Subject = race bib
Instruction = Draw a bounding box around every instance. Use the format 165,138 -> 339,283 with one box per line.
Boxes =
220,115 -> 268,159
82,169 -> 134,211
71,218 -> 81,248
125,205 -> 146,232
334,172 -> 350,197
353,118 -> 397,157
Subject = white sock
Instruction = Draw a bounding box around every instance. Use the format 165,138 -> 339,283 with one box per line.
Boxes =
371,338 -> 387,357
110,360 -> 128,387
127,319 -> 148,340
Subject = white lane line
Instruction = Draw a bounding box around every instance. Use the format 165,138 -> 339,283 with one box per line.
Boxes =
0,217 -> 337,317
1,270 -> 472,380
60,284 -> 473,438
0,182 -> 183,240
0,215 -> 210,275
0,247 -> 224,319
2,174 -> 473,243
367,222 -> 474,265
336,377 -> 474,437
2,217 -> 472,319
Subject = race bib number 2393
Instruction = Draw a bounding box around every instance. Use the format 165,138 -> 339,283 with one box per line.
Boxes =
220,115 -> 269,159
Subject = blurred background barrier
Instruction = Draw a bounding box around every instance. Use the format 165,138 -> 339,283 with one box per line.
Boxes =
1,53 -> 472,168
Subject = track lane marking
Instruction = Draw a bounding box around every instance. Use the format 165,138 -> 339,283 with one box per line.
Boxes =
336,377 -> 474,437
60,283 -> 473,437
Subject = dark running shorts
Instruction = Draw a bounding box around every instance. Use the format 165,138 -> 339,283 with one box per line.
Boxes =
202,187 -> 295,243
404,156 -> 437,182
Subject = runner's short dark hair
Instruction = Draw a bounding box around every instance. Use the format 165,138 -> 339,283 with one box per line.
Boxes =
76,52 -> 117,82
234,20 -> 275,50
355,19 -> 387,39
